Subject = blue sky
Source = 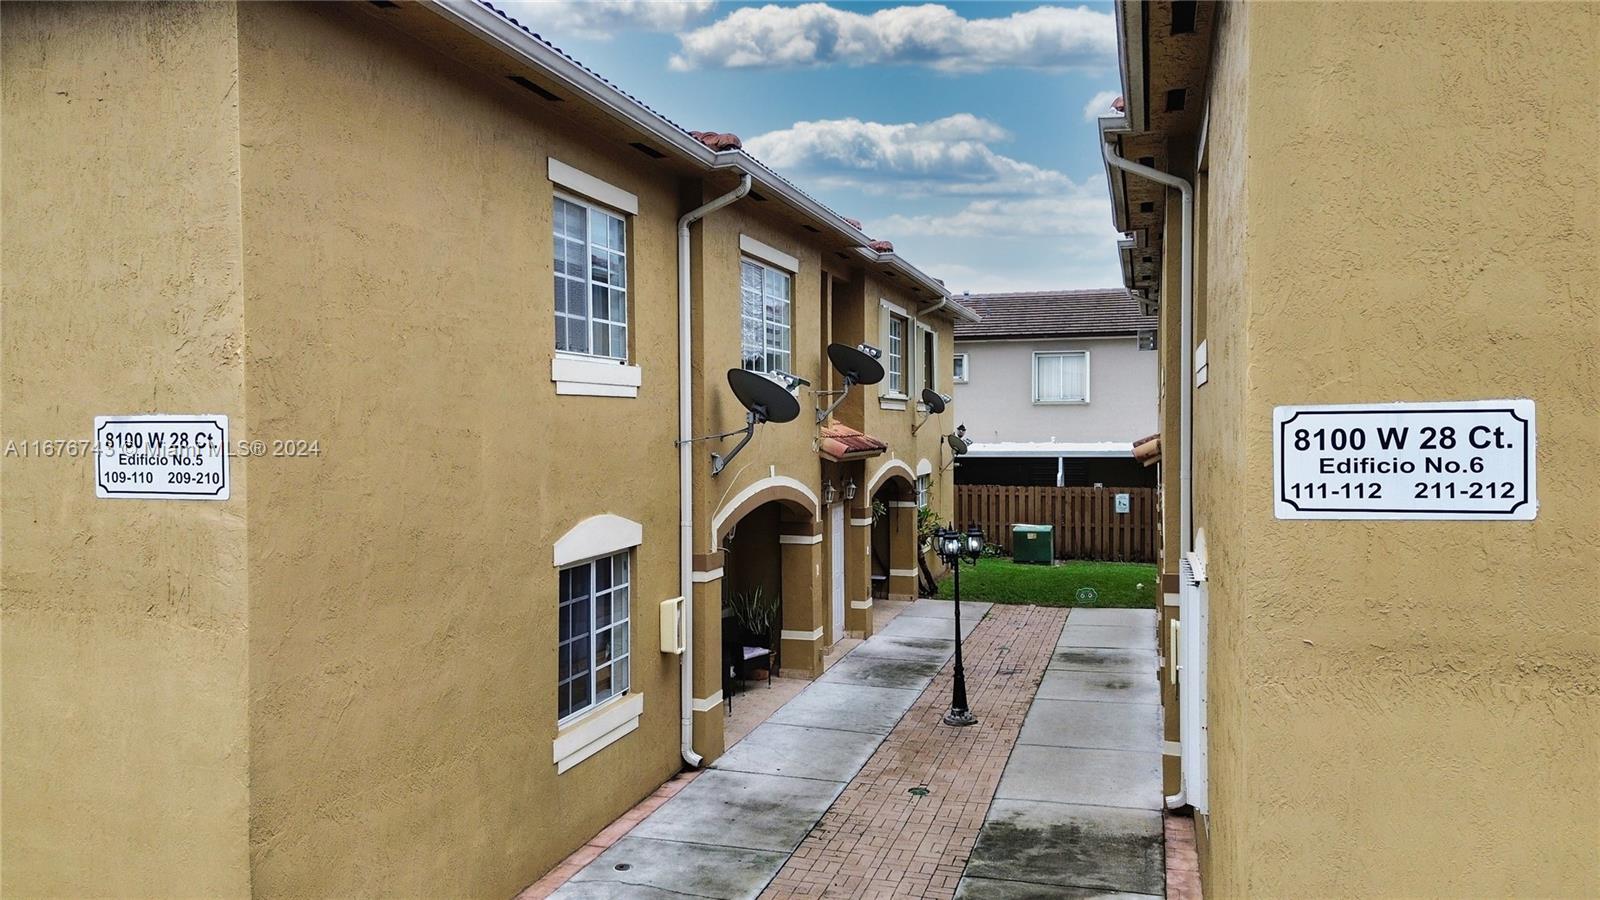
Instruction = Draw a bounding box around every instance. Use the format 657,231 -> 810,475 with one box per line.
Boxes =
499,1 -> 1127,294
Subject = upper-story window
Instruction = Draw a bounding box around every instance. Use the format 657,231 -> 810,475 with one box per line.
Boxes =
1033,350 -> 1090,404
741,258 -> 792,374
554,195 -> 628,360
952,354 -> 969,383
558,550 -> 632,721
886,313 -> 907,395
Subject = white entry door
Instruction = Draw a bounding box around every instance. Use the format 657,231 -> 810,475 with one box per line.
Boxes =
830,502 -> 846,644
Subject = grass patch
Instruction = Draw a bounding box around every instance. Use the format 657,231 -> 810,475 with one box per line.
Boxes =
936,558 -> 1158,608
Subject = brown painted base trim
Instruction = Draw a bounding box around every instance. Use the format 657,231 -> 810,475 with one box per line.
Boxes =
1161,572 -> 1180,594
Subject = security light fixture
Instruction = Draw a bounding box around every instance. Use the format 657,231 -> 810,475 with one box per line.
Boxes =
912,388 -> 952,434
683,369 -> 802,476
945,424 -> 971,456
815,343 -> 886,423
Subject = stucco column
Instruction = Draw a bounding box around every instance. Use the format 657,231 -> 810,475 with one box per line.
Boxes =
690,551 -> 725,764
845,501 -> 875,637
887,500 -> 920,601
777,519 -> 824,677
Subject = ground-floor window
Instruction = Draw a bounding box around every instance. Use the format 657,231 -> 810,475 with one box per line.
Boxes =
558,551 -> 631,720
917,474 -> 931,509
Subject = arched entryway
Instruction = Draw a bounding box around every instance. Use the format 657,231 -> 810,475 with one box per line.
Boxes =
866,460 -> 920,603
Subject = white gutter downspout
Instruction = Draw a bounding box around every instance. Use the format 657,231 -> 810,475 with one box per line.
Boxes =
1100,135 -> 1193,810
676,175 -> 751,768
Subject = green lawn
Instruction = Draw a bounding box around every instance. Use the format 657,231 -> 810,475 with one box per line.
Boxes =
935,558 -> 1158,608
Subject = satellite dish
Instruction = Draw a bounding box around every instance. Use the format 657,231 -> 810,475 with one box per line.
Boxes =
728,369 -> 800,424
827,343 -> 885,386
920,389 -> 947,414
946,432 -> 970,456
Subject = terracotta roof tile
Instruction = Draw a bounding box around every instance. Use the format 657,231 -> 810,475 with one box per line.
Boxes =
868,239 -> 894,253
952,288 -> 1155,339
819,423 -> 888,462
690,130 -> 743,151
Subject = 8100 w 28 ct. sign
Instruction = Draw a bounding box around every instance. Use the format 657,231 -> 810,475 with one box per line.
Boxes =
1273,400 -> 1536,520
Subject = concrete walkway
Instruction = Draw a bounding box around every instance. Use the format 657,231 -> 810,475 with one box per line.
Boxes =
957,607 -> 1163,898
552,598 -> 991,899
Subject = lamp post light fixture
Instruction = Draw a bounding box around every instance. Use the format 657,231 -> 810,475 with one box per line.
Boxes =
937,523 -> 985,727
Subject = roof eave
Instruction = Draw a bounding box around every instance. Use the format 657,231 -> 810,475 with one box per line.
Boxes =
422,1 -> 958,308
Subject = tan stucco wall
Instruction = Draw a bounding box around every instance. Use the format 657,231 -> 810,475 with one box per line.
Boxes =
1194,2 -> 1600,895
953,336 -> 1157,444
236,5 -> 683,895
1,3 -> 253,895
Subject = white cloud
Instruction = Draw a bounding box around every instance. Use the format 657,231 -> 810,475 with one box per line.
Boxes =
670,3 -> 1115,72
744,114 -> 1072,197
1082,89 -> 1121,122
494,1 -> 716,40
871,182 -> 1112,239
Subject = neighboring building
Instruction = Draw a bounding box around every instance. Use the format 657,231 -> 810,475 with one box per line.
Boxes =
1097,2 -> 1597,897
0,2 -> 971,895
952,289 -> 1157,487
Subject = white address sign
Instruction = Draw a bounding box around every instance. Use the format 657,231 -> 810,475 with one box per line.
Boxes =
95,414 -> 230,500
1274,400 -> 1535,520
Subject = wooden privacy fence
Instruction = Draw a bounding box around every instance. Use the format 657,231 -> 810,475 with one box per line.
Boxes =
955,485 -> 1159,563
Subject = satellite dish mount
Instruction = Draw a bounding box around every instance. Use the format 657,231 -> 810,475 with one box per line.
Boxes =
912,388 -> 951,434
682,369 -> 802,476
815,343 -> 886,423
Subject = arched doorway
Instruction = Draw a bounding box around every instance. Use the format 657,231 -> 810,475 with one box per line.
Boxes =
866,461 -> 920,604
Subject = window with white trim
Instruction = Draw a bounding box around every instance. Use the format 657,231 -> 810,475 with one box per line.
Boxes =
916,474 -> 931,509
1033,351 -> 1089,404
953,353 -> 969,383
553,195 -> 628,360
740,259 -> 792,374
886,313 -> 907,395
558,551 -> 631,721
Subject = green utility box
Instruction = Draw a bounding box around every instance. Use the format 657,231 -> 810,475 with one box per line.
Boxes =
1011,524 -> 1054,565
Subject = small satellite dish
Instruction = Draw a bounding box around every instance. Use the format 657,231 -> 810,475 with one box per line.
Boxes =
920,389 -> 948,414
827,343 -> 885,387
946,432 -> 970,456
728,369 -> 800,424
707,369 -> 801,475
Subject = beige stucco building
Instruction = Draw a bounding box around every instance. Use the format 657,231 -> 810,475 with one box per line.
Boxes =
0,2 -> 970,895
1098,1 -> 1598,896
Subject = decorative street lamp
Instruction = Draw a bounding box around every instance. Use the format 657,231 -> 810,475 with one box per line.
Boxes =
936,523 -> 985,727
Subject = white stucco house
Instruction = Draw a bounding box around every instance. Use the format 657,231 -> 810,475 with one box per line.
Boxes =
952,288 -> 1158,487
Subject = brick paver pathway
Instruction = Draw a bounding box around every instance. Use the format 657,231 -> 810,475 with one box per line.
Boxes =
761,604 -> 1068,899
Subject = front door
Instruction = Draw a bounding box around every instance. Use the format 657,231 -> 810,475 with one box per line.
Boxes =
830,502 -> 846,644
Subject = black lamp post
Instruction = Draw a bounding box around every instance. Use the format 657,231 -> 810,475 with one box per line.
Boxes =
937,524 -> 985,727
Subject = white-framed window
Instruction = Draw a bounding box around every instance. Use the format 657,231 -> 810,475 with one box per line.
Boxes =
886,313 -> 907,395
916,474 -> 931,509
1033,351 -> 1090,404
952,353 -> 969,383
553,194 -> 628,361
740,258 -> 792,374
558,551 -> 631,722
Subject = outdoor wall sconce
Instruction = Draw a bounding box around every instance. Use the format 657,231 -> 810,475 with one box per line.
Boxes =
843,477 -> 858,501
823,480 -> 839,505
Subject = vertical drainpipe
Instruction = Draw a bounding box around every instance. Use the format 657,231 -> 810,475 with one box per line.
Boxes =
1100,135 -> 1193,809
676,174 -> 751,767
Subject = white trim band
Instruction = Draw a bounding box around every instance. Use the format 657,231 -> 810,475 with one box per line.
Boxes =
780,627 -> 824,642
554,514 -> 643,567
1163,592 -> 1181,608
691,567 -> 724,583
850,599 -> 874,609
850,517 -> 874,527
739,235 -> 800,273
553,693 -> 643,774
888,568 -> 919,578
548,157 -> 638,214
1164,740 -> 1183,756
888,500 -> 919,508
692,692 -> 724,713
779,533 -> 823,545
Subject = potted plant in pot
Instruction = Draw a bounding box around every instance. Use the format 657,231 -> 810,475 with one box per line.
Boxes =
728,586 -> 780,680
